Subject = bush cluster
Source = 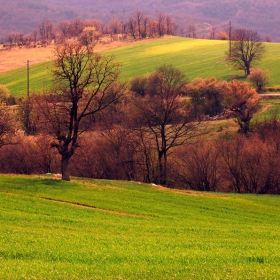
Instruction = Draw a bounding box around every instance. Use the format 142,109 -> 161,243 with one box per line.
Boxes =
1,119 -> 280,194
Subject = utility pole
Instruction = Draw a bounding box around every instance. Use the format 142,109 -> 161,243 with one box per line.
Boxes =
27,60 -> 30,97
26,60 -> 31,135
229,21 -> 232,57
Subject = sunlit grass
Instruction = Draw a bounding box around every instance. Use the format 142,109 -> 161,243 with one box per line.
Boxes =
0,175 -> 279,279
1,37 -> 280,97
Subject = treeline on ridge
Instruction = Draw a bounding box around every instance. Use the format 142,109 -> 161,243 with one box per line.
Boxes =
3,11 -> 178,48
1,0 -> 280,42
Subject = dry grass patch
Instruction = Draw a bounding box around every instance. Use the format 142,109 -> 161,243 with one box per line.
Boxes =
0,39 -> 147,74
0,45 -> 54,74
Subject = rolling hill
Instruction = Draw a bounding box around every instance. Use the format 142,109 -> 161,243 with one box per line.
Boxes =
0,174 -> 279,279
0,0 -> 280,41
1,37 -> 279,97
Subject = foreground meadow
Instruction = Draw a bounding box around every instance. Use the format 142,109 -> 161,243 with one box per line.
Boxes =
1,37 -> 280,97
0,175 -> 279,279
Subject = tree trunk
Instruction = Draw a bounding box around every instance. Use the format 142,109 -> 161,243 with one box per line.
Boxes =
242,120 -> 250,134
237,117 -> 250,134
158,151 -> 167,186
61,155 -> 70,181
163,152 -> 167,186
245,65 -> 251,76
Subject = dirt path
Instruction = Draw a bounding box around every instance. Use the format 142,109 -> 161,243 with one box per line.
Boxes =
0,190 -> 150,218
41,196 -> 149,218
259,104 -> 273,114
259,93 -> 280,96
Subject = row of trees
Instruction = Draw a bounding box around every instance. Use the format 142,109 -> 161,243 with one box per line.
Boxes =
5,7 -> 267,53
0,121 -> 280,194
4,11 -> 177,48
130,74 -> 260,133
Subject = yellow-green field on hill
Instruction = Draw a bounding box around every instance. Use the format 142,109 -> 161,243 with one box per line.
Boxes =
1,37 -> 279,97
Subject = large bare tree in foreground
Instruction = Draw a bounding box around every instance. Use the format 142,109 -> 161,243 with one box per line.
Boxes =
38,41 -> 124,180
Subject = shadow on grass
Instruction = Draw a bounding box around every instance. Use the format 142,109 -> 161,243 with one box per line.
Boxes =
222,74 -> 246,82
0,175 -> 72,192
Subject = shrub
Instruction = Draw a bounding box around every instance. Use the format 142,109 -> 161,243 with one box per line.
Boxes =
0,84 -> 10,104
247,68 -> 270,92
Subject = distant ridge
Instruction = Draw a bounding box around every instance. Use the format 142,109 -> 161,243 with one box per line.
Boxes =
0,0 -> 279,41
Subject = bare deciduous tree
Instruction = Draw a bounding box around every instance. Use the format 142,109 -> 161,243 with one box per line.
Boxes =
157,12 -> 165,37
219,134 -> 280,194
175,139 -> 221,191
18,96 -> 37,135
37,41 -> 124,181
187,24 -> 197,38
128,17 -> 137,39
165,15 -> 177,35
227,29 -> 265,76
70,18 -> 84,37
57,20 -> 71,41
133,65 -> 200,186
108,19 -> 122,35
135,11 -> 143,39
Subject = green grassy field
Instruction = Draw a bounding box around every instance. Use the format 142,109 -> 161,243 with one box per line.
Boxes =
254,96 -> 280,121
0,175 -> 279,279
1,37 -> 280,97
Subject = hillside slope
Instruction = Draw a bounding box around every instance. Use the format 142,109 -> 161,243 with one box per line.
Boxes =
1,37 -> 280,97
0,0 -> 280,41
0,175 -> 280,279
